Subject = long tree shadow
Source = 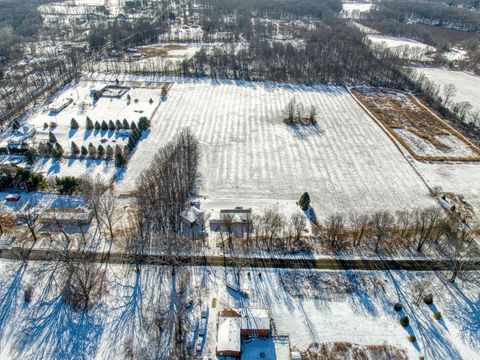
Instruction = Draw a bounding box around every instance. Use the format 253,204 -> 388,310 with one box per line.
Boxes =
14,263 -> 104,360
0,262 -> 27,340
386,271 -> 464,360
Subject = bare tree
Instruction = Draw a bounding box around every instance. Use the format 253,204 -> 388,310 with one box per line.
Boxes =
371,210 -> 394,253
0,205 -> 15,235
63,262 -> 106,311
97,186 -> 120,241
415,207 -> 444,253
289,213 -> 306,246
444,222 -> 479,283
324,213 -> 345,250
442,83 -> 457,107
349,212 -> 369,246
17,201 -> 40,242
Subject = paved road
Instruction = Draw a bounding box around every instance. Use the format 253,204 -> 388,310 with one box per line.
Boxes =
1,247 -> 479,271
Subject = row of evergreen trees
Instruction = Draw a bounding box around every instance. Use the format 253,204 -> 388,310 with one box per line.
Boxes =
71,116 -> 150,132
70,142 -> 128,167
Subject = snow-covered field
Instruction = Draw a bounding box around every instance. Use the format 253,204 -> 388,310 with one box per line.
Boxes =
342,2 -> 374,19
414,161 -> 480,217
412,67 -> 480,119
0,260 -> 478,360
115,79 -> 435,219
367,35 -> 436,61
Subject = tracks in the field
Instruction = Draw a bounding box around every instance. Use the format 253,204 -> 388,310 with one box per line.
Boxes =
1,247 -> 479,271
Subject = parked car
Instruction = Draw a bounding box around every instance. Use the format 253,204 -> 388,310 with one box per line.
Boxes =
5,194 -> 20,202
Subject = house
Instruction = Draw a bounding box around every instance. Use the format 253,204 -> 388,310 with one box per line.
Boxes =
211,207 -> 253,236
48,98 -> 72,114
180,205 -> 204,239
40,207 -> 93,226
216,308 -> 271,358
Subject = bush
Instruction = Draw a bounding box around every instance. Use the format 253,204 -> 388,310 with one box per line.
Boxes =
0,165 -> 45,191
24,286 -> 33,303
299,192 -> 310,211
43,122 -> 48,129
394,303 -> 402,312
434,311 -> 442,320
400,316 -> 409,327
50,121 -> 57,128
424,294 -> 433,305
138,116 -> 150,131
56,176 -> 80,194
24,148 -> 37,166
408,335 -> 417,343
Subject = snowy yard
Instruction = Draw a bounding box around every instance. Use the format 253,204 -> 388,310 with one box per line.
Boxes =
0,260 -> 478,360
115,79 -> 435,219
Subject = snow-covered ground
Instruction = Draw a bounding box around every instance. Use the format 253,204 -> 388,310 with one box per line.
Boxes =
115,79 -> 435,219
0,260 -> 478,360
367,35 -> 436,61
414,161 -> 480,217
341,2 -> 374,19
412,67 -> 480,120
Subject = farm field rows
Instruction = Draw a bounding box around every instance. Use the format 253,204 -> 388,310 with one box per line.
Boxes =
116,79 -> 435,219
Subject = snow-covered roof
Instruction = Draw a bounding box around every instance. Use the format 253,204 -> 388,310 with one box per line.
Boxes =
181,206 -> 202,224
240,308 -> 270,331
217,318 -> 241,353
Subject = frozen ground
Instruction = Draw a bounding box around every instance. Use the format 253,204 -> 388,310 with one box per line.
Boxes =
414,161 -> 480,218
0,260 -> 478,360
367,35 -> 436,61
115,79 -> 435,219
412,67 -> 480,120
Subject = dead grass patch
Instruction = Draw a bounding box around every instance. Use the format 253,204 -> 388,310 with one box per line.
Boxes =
352,88 -> 480,161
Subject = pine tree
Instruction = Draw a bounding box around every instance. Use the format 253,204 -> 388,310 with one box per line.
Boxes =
86,117 -> 94,130
108,120 -> 116,131
130,121 -> 138,131
48,132 -> 57,143
127,136 -> 136,151
101,121 -> 108,131
88,143 -> 97,157
299,192 -> 311,211
97,144 -> 105,157
123,119 -> 130,129
81,145 -> 88,156
106,145 -> 114,158
53,143 -> 63,160
115,120 -> 122,130
71,118 -> 79,129
71,141 -> 80,155
115,153 -> 126,167
94,121 -> 101,130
